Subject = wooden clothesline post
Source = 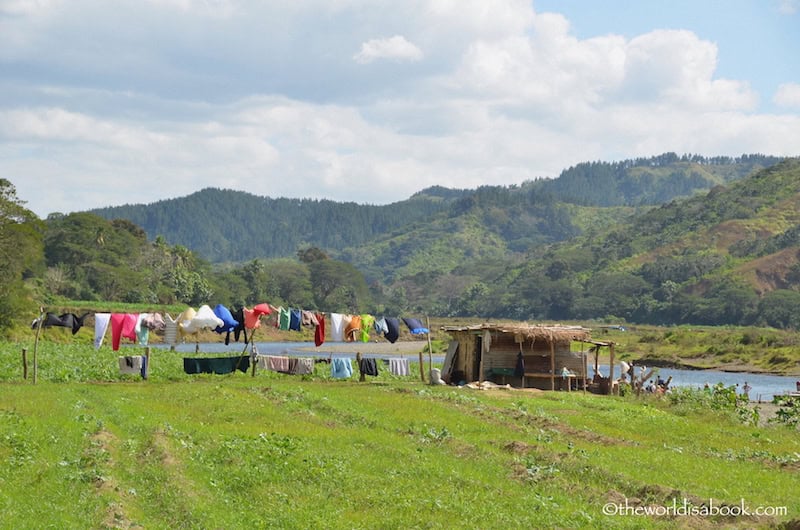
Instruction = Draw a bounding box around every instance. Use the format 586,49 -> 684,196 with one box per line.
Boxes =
32,307 -> 44,385
21,348 -> 27,380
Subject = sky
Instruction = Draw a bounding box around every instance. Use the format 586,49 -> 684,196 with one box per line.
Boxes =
1,0 -> 798,218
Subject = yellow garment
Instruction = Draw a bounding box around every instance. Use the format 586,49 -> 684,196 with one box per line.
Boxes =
359,314 -> 375,343
176,307 -> 197,337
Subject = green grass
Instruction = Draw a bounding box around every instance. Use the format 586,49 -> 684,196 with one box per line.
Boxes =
1,339 -> 799,528
2,339 -> 799,528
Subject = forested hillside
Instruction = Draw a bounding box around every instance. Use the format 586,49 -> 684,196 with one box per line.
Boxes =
91,188 -> 454,263
534,153 -> 782,206
487,158 -> 800,328
3,153 -> 799,336
91,153 -> 779,265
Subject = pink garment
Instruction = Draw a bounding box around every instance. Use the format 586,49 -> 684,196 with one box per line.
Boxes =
253,303 -> 272,316
110,313 -> 138,351
121,313 -> 139,342
243,308 -> 262,330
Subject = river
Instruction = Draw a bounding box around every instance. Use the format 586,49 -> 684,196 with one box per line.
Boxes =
151,341 -> 799,402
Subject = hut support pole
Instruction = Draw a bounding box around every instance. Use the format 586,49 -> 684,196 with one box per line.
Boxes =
549,340 -> 555,391
581,342 -> 586,394
609,343 -> 615,395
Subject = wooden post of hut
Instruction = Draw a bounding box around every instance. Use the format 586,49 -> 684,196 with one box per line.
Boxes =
608,342 -> 616,395
581,343 -> 586,394
549,339 -> 555,391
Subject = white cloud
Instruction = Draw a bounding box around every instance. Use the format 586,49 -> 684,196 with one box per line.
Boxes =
773,83 -> 800,108
354,35 -> 423,64
778,0 -> 797,14
0,0 -> 797,218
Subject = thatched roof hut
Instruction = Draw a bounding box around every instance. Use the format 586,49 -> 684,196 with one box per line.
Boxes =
442,323 -> 615,392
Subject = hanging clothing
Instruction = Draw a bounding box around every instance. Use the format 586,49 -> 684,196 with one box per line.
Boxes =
374,317 -> 388,335
289,309 -> 302,331
94,313 -> 111,350
32,312 -> 89,334
226,308 -> 247,345
31,312 -> 65,329
292,358 -> 315,375
358,358 -> 379,377
314,312 -> 326,347
402,318 -> 429,335
163,314 -> 179,346
182,305 -> 224,334
213,304 -> 239,334
176,307 -> 197,336
110,313 -> 138,351
345,315 -> 361,343
359,314 -> 375,343
331,358 -> 353,379
60,313 -> 90,335
121,313 -> 139,343
301,310 -> 318,327
267,355 -> 291,373
142,313 -> 165,331
242,307 -> 261,330
183,356 -> 250,375
330,313 -> 345,342
278,307 -> 291,331
389,357 -> 410,376
253,303 -> 272,316
384,318 -> 400,344
135,313 -> 150,346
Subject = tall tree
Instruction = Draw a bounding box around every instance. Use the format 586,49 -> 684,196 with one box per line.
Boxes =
0,179 -> 44,331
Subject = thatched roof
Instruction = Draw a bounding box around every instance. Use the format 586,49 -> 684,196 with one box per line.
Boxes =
442,323 -> 592,343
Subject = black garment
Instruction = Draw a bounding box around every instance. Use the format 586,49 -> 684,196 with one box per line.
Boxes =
226,308 -> 248,345
384,317 -> 400,343
32,312 -> 65,329
32,312 -> 89,334
358,358 -> 379,377
59,312 -> 90,335
183,356 -> 250,375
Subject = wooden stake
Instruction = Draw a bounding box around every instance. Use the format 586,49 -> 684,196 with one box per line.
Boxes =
549,340 -> 555,391
33,308 -> 44,385
608,343 -> 615,395
356,352 -> 365,382
22,348 -> 28,380
425,316 -> 433,378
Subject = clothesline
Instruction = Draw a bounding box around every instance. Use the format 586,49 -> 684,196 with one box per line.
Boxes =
35,304 -> 432,353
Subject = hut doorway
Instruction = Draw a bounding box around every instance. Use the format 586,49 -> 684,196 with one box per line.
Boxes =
472,336 -> 482,381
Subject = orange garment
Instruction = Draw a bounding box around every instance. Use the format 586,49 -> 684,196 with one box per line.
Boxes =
345,315 -> 361,342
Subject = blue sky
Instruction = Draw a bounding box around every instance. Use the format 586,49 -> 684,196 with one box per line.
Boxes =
536,0 -> 799,112
1,0 -> 798,217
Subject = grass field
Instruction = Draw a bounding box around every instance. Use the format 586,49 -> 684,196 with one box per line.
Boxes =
1,341 -> 799,529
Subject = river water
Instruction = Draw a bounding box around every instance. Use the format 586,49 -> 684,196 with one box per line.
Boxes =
152,341 -> 799,402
